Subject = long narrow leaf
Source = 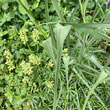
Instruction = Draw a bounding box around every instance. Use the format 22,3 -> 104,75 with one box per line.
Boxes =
75,28 -> 110,42
51,0 -> 64,22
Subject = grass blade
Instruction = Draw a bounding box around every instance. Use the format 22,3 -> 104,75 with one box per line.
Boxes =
45,0 -> 56,46
51,0 -> 64,22
75,28 -> 110,42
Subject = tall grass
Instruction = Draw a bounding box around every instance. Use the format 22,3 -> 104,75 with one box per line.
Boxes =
17,0 -> 110,109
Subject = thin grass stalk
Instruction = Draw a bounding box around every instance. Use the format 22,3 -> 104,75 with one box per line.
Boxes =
56,73 -> 62,105
95,0 -> 104,16
50,0 -> 73,57
45,0 -> 56,46
73,67 -> 108,110
82,85 -> 97,110
18,0 -> 46,37
80,86 -> 92,110
51,0 -> 64,22
67,3 -> 79,55
36,22 -> 110,29
78,0 -> 85,23
65,63 -> 69,104
53,49 -> 62,110
91,2 -> 104,23
83,70 -> 107,110
78,0 -> 89,23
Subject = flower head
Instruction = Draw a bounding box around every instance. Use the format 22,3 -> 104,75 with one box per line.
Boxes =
22,76 -> 29,83
4,50 -> 15,71
5,59 -> 15,71
32,29 -> 40,43
29,54 -> 41,65
12,25 -> 17,28
46,81 -> 54,88
106,0 -> 109,8
18,30 -> 28,44
4,50 -> 13,59
20,61 -> 33,75
62,48 -> 68,56
47,60 -> 54,67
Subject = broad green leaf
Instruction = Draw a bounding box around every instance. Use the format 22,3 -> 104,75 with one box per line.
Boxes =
53,24 -> 71,110
21,0 -> 29,9
2,3 -> 9,10
18,0 -> 29,15
32,0 -> 40,9
73,23 -> 110,28
0,31 -> 8,37
55,23 -> 71,51
19,4 -> 27,15
43,37 -> 56,64
30,41 -> 37,47
5,88 -> 14,103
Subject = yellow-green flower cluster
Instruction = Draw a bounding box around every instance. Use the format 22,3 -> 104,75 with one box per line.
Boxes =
32,29 -> 40,43
29,54 -> 41,65
19,30 -> 28,44
20,61 -> 33,75
62,48 -> 68,56
47,60 -> 54,67
4,50 -> 15,71
46,81 -> 54,88
22,76 -> 29,83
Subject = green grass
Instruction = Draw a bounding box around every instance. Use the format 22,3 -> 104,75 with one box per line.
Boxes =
0,0 -> 110,110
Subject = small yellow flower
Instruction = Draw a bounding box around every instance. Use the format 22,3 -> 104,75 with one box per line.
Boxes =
4,50 -> 13,59
46,81 -> 54,88
19,30 -> 28,44
62,48 -> 68,56
47,60 -> 54,67
27,101 -> 31,107
32,29 -> 40,43
29,54 -> 41,65
4,50 -> 15,71
103,81 -> 106,84
22,76 -> 29,83
5,59 -> 15,71
20,61 -> 33,75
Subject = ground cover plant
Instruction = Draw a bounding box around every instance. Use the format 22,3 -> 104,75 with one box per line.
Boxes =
1,0 -> 110,110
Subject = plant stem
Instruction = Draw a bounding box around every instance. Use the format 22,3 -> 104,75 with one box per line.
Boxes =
45,0 -> 56,46
53,50 -> 62,110
67,4 -> 79,55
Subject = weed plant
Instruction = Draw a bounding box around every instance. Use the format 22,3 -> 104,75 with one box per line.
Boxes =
0,0 -> 110,110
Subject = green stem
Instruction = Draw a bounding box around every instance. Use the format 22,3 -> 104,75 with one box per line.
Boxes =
53,50 -> 62,110
45,0 -> 56,47
82,85 -> 97,110
67,4 -> 79,55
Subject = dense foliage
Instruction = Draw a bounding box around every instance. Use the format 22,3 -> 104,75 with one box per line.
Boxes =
0,0 -> 110,110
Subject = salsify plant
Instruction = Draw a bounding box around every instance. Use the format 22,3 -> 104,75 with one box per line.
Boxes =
43,24 -> 71,110
16,0 -> 110,109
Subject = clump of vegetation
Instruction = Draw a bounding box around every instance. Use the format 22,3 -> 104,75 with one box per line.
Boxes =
0,0 -> 110,110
